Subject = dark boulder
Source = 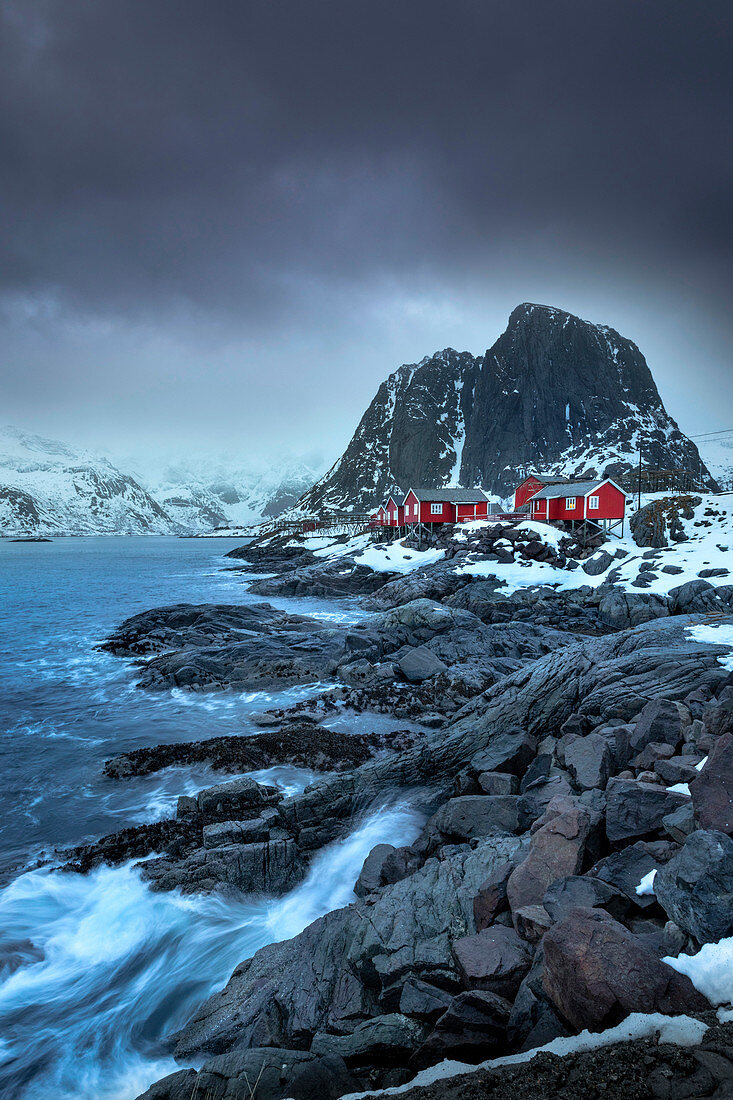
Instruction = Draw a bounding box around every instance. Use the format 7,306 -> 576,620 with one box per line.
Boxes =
543,875 -> 629,923
310,1014 -> 427,1065
470,729 -> 538,778
691,733 -> 733,833
396,645 -> 449,683
593,842 -> 673,909
654,829 -> 733,944
629,698 -> 685,755
605,778 -> 689,843
411,990 -> 512,1067
564,733 -> 612,791
354,844 -> 396,897
425,796 -> 520,846
452,925 -> 533,1000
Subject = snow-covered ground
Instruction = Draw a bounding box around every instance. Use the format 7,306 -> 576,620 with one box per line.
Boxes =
341,1013 -> 710,1100
244,492 -> 733,602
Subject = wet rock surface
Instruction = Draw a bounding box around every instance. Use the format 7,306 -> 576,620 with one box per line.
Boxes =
89,533 -> 733,1100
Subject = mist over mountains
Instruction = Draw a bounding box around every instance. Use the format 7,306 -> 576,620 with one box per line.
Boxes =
0,426 -> 325,536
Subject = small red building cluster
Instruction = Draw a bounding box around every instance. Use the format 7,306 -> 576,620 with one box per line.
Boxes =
371,473 -> 626,536
513,474 -> 626,532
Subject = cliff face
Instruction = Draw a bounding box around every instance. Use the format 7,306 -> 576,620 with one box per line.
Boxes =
297,349 -> 478,513
300,304 -> 714,511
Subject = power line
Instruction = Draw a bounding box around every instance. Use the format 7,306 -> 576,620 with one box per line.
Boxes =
690,428 -> 733,440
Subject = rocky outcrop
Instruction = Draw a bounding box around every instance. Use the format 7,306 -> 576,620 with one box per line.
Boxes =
298,304 -> 715,510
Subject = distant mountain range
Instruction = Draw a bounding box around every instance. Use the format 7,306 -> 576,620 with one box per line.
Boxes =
299,303 -> 717,512
0,426 -> 325,536
2,304 -> 724,536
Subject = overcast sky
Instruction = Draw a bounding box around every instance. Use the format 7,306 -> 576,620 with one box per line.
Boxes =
1,0 -> 731,464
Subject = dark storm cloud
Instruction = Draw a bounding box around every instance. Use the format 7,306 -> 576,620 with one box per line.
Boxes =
0,0 -> 731,453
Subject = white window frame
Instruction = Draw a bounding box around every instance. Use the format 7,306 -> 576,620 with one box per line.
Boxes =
430,502 -> 443,515
566,497 -> 577,510
533,499 -> 541,511
392,510 -> 397,523
588,495 -> 599,510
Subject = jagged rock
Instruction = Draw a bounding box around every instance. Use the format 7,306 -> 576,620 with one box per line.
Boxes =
103,602 -> 310,655
564,733 -> 612,790
136,1049 -> 357,1100
654,757 -> 699,785
669,579 -> 733,615
542,875 -> 629,923
452,925 -> 533,999
202,819 -> 270,849
477,772 -> 518,795
248,558 -> 395,598
396,645 -> 449,683
513,904 -> 553,944
470,730 -> 538,778
310,1013 -> 427,1064
598,589 -> 669,630
654,830 -> 733,944
605,778 -> 689,843
411,990 -> 512,1067
663,802 -> 696,842
629,698 -> 685,754
506,943 -> 571,1052
703,700 -> 733,738
473,861 -> 516,930
506,806 -> 591,920
354,843 -> 396,897
142,837 -> 302,896
582,550 -> 614,576
425,796 -> 520,845
196,777 -> 281,824
398,979 -> 454,1022
593,842 -> 673,909
542,907 -> 711,1031
691,733 -> 733,833
172,835 -> 523,1059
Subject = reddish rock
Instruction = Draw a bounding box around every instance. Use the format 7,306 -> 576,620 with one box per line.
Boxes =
542,907 -> 711,1031
691,733 -> 733,833
507,808 -> 591,920
472,861 -> 514,930
514,904 -> 552,944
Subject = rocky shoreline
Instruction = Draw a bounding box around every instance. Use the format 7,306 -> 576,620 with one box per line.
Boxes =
63,524 -> 733,1099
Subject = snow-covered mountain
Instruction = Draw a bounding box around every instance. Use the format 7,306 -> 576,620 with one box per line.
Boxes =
299,303 -> 716,512
0,426 -> 177,536
0,426 -> 325,536
134,455 -> 326,532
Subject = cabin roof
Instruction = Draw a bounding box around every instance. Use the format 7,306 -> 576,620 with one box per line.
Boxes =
406,487 -> 489,503
530,479 -> 606,500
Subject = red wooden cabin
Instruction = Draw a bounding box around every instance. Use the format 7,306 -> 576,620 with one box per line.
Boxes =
385,495 -> 403,527
514,474 -> 577,510
527,478 -> 626,533
403,488 -> 490,525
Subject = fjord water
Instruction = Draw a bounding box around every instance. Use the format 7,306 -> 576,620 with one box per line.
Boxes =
0,538 -> 422,1099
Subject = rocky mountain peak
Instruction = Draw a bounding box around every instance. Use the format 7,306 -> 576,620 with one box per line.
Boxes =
298,304 -> 714,512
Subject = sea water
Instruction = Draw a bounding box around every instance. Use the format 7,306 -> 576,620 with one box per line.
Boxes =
0,538 -> 423,1098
